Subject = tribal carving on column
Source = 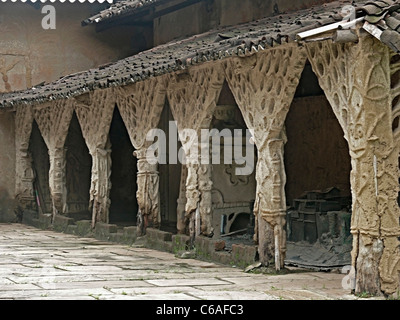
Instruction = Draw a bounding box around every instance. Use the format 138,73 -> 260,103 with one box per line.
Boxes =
307,36 -> 400,296
182,119 -> 214,243
74,88 -> 115,227
392,52 -> 400,145
224,44 -> 307,269
33,99 -> 74,219
134,147 -> 160,235
387,48 -> 400,296
165,63 -> 225,240
15,105 -> 35,210
176,165 -> 188,234
115,78 -> 166,235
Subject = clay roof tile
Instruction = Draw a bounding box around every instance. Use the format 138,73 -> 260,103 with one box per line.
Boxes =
4,0 -> 400,108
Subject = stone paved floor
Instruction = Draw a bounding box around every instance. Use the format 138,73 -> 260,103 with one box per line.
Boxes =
0,223 -> 381,301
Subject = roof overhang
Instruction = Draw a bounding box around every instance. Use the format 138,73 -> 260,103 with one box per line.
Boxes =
2,0 -> 400,109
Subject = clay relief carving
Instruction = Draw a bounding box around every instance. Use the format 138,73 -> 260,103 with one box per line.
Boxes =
134,147 -> 161,236
0,56 -> 19,92
224,44 -> 307,269
165,63 -> 225,137
90,143 -> 112,226
306,35 -> 400,295
115,79 -> 166,234
0,54 -> 30,92
224,163 -> 250,186
390,52 -> 400,143
32,99 -> 74,218
15,105 -> 35,210
176,165 -> 188,234
165,64 -> 225,240
115,79 -> 166,150
74,88 -> 115,226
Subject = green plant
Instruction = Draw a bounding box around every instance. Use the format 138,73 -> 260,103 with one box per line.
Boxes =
357,291 -> 372,299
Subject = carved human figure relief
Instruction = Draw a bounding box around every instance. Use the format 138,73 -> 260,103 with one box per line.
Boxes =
134,147 -> 161,236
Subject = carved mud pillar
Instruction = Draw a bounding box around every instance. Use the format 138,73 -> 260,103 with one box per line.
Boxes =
48,146 -> 67,216
165,64 -> 224,240
176,165 -> 188,234
182,135 -> 213,243
254,137 -> 288,269
33,100 -> 74,219
115,79 -> 166,235
135,146 -> 160,236
198,166 -> 213,236
74,89 -> 115,227
224,45 -> 307,269
15,106 -> 36,210
16,149 -> 36,210
306,34 -> 400,296
89,144 -> 112,226
184,160 -> 200,243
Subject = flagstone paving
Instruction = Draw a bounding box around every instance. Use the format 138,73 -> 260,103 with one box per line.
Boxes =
0,223 -> 383,300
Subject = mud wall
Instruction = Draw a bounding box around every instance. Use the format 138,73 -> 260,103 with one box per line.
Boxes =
153,0 -> 338,46
284,95 -> 351,204
211,81 -> 256,205
0,112 -> 16,222
0,2 -> 139,93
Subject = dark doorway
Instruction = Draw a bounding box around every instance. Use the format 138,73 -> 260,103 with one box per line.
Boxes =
65,112 -> 92,221
109,106 -> 138,225
211,81 -> 257,245
28,120 -> 52,215
158,100 -> 181,233
284,61 -> 352,269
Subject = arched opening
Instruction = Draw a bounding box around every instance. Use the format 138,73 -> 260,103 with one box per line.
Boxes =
211,81 -> 257,247
158,100 -> 182,233
28,120 -> 52,215
284,61 -> 352,270
109,106 -> 138,226
64,112 -> 92,221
